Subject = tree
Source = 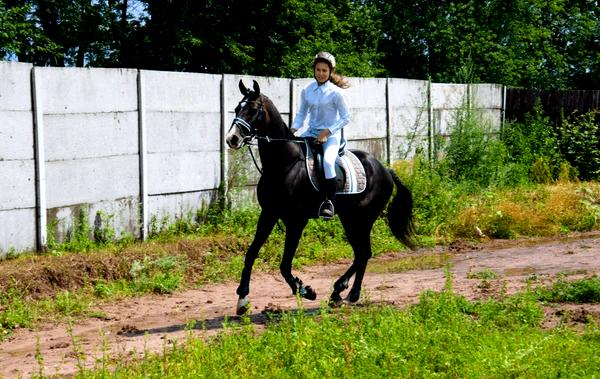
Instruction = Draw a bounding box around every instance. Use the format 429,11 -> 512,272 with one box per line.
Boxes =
0,0 -> 60,62
1,0 -> 598,88
376,0 -> 600,89
132,0 -> 383,77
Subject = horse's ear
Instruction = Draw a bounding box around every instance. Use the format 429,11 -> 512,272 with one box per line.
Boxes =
252,80 -> 260,96
239,80 -> 249,96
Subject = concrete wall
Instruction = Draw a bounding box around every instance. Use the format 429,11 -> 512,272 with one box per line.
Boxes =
342,78 -> 389,162
0,61 -> 505,255
0,62 -> 37,254
38,67 -> 141,243
388,78 -> 430,161
470,83 -> 504,130
142,70 -> 222,229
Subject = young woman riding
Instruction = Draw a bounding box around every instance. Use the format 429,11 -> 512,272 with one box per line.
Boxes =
290,51 -> 351,219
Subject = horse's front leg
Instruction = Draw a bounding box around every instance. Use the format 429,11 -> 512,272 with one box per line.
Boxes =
236,210 -> 277,315
279,219 -> 316,300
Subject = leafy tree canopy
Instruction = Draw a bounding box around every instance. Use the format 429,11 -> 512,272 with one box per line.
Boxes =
1,0 -> 598,89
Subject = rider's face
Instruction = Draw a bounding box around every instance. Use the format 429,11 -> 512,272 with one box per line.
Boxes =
314,62 -> 331,84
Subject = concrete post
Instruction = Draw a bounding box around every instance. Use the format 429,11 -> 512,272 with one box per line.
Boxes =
137,70 -> 148,240
31,68 -> 47,251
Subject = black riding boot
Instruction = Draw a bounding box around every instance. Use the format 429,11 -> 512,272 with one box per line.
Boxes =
319,178 -> 337,220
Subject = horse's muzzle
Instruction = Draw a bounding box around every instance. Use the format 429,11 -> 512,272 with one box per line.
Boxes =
226,133 -> 242,149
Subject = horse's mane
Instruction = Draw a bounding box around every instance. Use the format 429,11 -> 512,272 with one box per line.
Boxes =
261,94 -> 294,136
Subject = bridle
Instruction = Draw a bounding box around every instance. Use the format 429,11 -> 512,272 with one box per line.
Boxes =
229,93 -> 305,175
230,94 -> 303,146
230,96 -> 266,145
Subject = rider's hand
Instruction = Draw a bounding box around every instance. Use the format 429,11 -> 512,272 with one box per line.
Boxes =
290,128 -> 298,135
317,129 -> 331,144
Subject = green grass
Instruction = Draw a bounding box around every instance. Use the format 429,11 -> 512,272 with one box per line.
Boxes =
367,252 -> 450,274
74,290 -> 600,378
467,268 -> 499,280
535,276 -> 600,303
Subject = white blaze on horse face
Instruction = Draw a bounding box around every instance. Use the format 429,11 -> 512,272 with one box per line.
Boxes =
225,124 -> 244,149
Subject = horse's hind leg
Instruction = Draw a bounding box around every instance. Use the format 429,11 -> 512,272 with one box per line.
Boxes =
236,211 -> 277,315
280,219 -> 316,300
337,218 -> 374,303
330,264 -> 357,305
346,239 -> 372,303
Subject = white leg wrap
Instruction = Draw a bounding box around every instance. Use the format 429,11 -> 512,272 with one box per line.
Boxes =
236,297 -> 250,315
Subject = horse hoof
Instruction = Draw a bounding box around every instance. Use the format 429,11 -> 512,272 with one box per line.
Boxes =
345,291 -> 360,303
302,286 -> 317,300
329,294 -> 343,307
236,297 -> 251,315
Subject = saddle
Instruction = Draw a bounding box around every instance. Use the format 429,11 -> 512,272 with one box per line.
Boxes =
303,139 -> 367,194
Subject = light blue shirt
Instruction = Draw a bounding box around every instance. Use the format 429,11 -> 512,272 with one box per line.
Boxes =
292,80 -> 351,137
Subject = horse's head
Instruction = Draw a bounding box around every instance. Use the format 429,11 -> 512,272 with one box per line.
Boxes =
226,80 -> 267,149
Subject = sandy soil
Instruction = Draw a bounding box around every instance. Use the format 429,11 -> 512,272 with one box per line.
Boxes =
1,233 -> 599,378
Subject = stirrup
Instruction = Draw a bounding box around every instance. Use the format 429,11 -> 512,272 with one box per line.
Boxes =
318,200 -> 335,220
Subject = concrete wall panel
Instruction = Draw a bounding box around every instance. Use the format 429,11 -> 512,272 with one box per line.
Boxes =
224,75 -> 291,122
146,112 -> 221,153
40,67 -> 138,113
471,84 -> 503,109
0,160 -> 36,210
45,156 -> 139,208
471,84 -> 503,131
143,70 -> 222,208
38,67 -> 140,243
142,70 -> 221,112
0,62 -> 33,111
148,152 -> 220,194
431,83 -> 468,136
389,79 -> 429,107
0,61 -> 36,252
47,197 -> 141,242
147,190 -> 216,225
0,209 -> 36,254
44,112 -> 138,161
0,112 -> 35,160
431,83 -> 468,109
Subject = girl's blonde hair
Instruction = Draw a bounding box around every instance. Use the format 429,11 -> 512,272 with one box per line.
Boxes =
330,71 -> 350,89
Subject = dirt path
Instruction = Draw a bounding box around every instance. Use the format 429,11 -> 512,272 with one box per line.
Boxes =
1,233 -> 600,378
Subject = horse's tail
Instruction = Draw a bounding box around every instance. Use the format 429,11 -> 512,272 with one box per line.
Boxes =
387,169 -> 416,250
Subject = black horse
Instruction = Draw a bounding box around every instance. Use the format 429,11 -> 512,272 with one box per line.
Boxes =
226,80 -> 414,315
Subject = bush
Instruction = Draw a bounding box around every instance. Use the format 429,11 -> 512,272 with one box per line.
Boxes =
501,104 -> 563,182
558,111 -> 600,181
444,109 -> 510,188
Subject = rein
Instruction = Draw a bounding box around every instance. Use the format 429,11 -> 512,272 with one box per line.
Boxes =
244,135 -> 305,175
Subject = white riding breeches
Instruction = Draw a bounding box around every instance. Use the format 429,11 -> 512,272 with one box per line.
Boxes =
322,132 -> 341,179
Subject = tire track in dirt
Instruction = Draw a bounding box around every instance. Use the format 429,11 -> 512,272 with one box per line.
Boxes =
1,233 -> 599,378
